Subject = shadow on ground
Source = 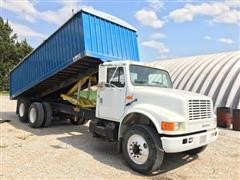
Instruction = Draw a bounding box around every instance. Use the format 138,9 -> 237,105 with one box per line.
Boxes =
3,110 -> 198,176
2,111 -> 86,136
57,133 -> 198,176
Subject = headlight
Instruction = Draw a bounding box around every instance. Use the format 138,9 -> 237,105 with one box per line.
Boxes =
176,122 -> 185,131
161,121 -> 185,131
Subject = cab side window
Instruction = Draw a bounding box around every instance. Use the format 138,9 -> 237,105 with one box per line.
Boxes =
107,67 -> 125,87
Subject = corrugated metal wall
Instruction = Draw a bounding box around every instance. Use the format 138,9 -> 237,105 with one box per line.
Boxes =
153,51 -> 240,110
10,9 -> 139,99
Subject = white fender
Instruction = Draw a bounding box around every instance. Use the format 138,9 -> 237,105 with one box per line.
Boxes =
119,103 -> 185,137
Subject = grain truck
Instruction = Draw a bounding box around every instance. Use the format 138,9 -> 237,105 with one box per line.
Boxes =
10,8 -> 218,174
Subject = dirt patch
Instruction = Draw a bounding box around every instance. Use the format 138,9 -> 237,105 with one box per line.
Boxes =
1,95 -> 240,179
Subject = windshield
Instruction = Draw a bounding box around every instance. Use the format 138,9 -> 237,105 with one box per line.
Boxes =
129,65 -> 172,88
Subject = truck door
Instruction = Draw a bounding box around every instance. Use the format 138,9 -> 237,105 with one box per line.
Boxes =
97,66 -> 126,121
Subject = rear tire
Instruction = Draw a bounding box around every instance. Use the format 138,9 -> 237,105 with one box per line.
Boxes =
28,102 -> 44,128
122,124 -> 164,174
18,99 -> 31,123
185,145 -> 207,155
42,102 -> 53,127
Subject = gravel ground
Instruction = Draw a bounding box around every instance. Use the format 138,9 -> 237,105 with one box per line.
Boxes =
1,95 -> 240,179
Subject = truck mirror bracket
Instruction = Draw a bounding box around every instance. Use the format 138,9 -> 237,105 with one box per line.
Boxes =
125,98 -> 138,107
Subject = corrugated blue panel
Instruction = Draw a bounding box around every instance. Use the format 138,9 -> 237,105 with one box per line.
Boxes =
82,12 -> 139,61
10,13 -> 84,98
10,10 -> 139,99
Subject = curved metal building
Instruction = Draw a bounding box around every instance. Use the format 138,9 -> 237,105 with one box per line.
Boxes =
153,51 -> 240,110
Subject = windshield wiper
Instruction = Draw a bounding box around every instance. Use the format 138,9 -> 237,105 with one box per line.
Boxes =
134,80 -> 146,84
151,81 -> 168,88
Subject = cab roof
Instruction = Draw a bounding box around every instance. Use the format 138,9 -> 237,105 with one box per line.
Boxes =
102,60 -> 166,70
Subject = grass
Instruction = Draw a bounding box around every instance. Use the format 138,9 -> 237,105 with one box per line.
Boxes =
0,90 -> 97,99
0,90 -> 96,100
0,91 -> 9,95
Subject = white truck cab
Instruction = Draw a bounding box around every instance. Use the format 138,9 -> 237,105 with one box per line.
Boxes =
92,60 -> 218,174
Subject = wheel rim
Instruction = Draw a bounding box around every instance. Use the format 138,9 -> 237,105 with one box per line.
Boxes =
29,107 -> 37,124
19,103 -> 25,117
127,134 -> 149,165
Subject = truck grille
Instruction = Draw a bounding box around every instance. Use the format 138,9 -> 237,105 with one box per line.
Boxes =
189,100 -> 212,120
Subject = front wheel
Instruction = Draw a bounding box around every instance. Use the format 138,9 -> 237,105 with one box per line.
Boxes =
185,145 -> 207,155
122,124 -> 164,174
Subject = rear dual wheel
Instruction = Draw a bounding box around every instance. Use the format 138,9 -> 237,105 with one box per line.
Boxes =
28,102 -> 44,128
18,99 -> 31,123
17,99 -> 53,128
42,102 -> 53,127
28,102 -> 53,128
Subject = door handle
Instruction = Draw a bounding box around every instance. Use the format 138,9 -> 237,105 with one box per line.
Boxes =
99,97 -> 103,103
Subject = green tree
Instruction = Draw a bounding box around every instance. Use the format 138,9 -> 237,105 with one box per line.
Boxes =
0,17 -> 33,91
16,39 -> 33,61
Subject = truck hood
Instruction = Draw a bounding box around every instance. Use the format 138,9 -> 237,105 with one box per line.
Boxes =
132,87 -> 212,119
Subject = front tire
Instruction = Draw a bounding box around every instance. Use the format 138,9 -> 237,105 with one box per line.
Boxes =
122,124 -> 164,174
185,145 -> 207,155
28,102 -> 44,128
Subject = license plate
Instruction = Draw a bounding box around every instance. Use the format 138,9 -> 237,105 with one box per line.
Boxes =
200,135 -> 207,144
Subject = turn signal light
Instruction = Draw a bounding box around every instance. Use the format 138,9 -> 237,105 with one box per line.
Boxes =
126,95 -> 133,100
161,121 -> 186,131
161,121 -> 175,131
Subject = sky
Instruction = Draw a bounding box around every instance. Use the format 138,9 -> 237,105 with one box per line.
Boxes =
1,0 -> 239,62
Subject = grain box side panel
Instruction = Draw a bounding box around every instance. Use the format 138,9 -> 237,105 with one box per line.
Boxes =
81,12 -> 139,61
10,13 -> 85,99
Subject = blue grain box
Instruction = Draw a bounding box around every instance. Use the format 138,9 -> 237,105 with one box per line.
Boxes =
10,8 -> 139,99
